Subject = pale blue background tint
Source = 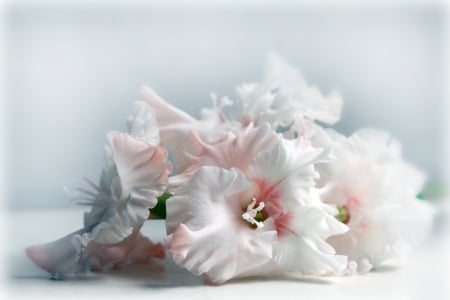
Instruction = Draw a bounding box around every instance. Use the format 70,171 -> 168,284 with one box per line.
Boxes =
4,2 -> 448,208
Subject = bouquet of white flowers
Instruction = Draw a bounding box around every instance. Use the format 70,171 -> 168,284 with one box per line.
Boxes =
26,54 -> 433,284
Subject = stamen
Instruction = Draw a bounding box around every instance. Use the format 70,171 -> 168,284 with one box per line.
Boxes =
242,197 -> 265,228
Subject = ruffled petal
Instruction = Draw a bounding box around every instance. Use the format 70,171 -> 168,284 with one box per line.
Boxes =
249,137 -> 325,207
80,214 -> 134,245
319,128 -> 434,268
273,205 -> 348,275
126,101 -> 160,145
275,235 -> 348,275
140,87 -> 201,173
78,227 -> 165,271
26,228 -> 86,277
166,166 -> 277,283
107,131 -> 171,225
27,223 -> 165,277
264,53 -> 343,125
171,124 -> 279,186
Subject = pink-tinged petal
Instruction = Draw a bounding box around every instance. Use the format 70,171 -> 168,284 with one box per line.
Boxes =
242,135 -> 349,275
272,205 -> 348,275
26,228 -> 86,277
140,87 -> 203,173
107,131 -> 171,225
140,87 -> 243,175
27,224 -> 165,277
80,227 -> 165,271
319,128 -> 434,269
166,166 -> 277,283
140,86 -> 198,128
249,137 -> 324,209
171,124 -> 278,185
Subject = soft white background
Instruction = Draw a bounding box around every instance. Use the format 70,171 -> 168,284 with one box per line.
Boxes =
2,0 -> 448,209
0,1 -> 449,300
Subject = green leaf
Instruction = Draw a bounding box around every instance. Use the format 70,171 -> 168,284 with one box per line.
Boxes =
417,181 -> 448,201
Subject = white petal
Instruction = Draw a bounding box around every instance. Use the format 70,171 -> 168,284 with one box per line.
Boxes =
26,228 -> 86,276
85,215 -> 134,245
264,53 -> 343,125
166,166 -> 277,283
107,131 -> 171,225
78,227 -> 165,271
126,101 -> 160,145
275,234 -> 348,275
249,137 -> 324,207
171,124 -> 279,185
321,128 -> 434,267
274,205 -> 348,274
140,87 -> 240,174
140,87 -> 202,173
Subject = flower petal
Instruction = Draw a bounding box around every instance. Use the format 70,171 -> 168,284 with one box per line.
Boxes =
319,128 -> 434,268
126,101 -> 160,145
79,227 -> 165,271
166,166 -> 277,283
249,137 -> 325,207
264,53 -> 343,125
171,124 -> 279,186
273,205 -> 348,275
26,228 -> 86,277
107,131 -> 171,225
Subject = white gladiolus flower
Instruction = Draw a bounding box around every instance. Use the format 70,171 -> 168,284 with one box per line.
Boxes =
166,125 -> 348,283
81,131 -> 171,241
140,87 -> 240,175
25,54 -> 434,285
222,54 -> 342,131
26,106 -> 171,277
166,166 -> 278,283
316,128 -> 434,272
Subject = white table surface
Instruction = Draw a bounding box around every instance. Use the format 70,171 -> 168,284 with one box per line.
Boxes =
3,207 -> 450,300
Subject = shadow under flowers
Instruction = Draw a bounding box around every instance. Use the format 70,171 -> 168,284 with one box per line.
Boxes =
13,255 -> 346,289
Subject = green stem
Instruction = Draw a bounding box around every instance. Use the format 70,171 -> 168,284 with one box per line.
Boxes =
148,192 -> 172,220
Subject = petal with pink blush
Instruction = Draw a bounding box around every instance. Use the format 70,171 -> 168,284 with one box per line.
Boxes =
26,229 -> 86,277
79,227 -> 165,271
107,131 -> 171,226
26,225 -> 166,278
249,137 -> 325,208
171,124 -> 278,186
166,166 -> 277,283
272,206 -> 348,275
140,87 -> 202,173
318,128 -> 434,271
243,133 -> 348,275
27,133 -> 171,277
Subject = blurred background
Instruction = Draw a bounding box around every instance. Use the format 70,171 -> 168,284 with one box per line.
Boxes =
2,0 -> 448,209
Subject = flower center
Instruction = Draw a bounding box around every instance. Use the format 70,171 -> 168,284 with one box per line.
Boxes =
336,205 -> 350,224
242,197 -> 265,228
